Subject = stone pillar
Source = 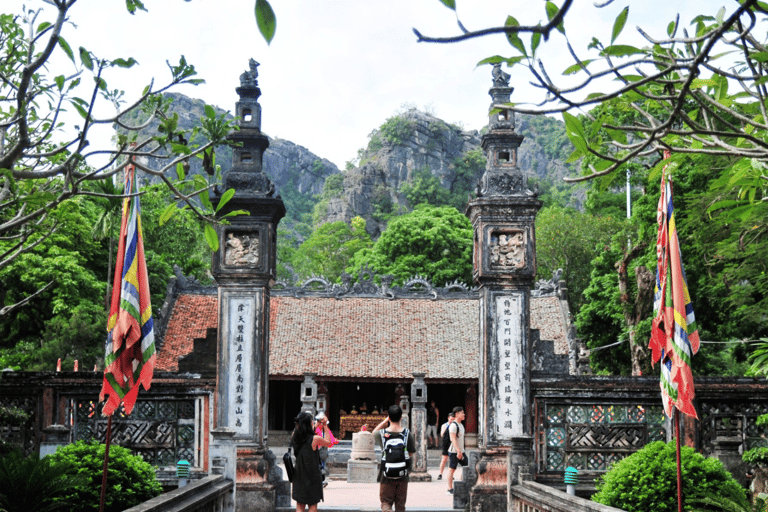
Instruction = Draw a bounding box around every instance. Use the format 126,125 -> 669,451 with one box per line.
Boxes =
465,63 -> 542,512
39,424 -> 70,458
409,373 -> 431,481
300,373 -> 317,416
211,59 -> 286,512
210,428 -> 237,512
316,381 -> 328,415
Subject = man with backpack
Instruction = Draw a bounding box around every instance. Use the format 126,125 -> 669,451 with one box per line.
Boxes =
373,404 -> 416,512
437,411 -> 455,480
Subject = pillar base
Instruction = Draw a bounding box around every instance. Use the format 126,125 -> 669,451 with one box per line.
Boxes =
408,469 -> 432,482
469,448 -> 508,512
236,483 -> 276,512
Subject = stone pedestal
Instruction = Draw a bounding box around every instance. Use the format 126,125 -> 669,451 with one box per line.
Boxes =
39,424 -> 69,459
347,460 -> 379,483
470,448 -> 508,512
714,436 -> 749,487
236,446 -> 276,512
348,431 -> 378,483
210,428 -> 237,512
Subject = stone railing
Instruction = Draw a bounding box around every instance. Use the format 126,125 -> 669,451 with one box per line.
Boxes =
123,475 -> 233,512
511,480 -> 625,512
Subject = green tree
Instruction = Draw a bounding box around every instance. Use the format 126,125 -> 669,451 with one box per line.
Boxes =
348,204 -> 472,286
400,167 -> 452,209
291,217 -> 372,282
535,205 -> 623,314
1,2 -> 238,318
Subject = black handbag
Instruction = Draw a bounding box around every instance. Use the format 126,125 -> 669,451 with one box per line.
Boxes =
283,448 -> 295,482
458,453 -> 469,467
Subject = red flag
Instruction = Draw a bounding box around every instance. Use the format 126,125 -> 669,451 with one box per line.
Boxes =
99,161 -> 156,416
649,153 -> 699,418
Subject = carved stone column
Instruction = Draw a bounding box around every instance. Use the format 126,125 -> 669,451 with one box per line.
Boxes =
409,373 -> 431,481
466,63 -> 542,512
211,59 -> 285,512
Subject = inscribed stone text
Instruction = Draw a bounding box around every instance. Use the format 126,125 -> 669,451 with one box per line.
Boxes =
225,233 -> 260,266
490,231 -> 525,269
228,298 -> 254,435
496,295 -> 523,438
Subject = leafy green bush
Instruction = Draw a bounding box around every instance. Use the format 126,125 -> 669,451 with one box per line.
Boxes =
377,115 -> 417,145
592,440 -> 745,512
743,414 -> 768,466
49,440 -> 162,512
0,449 -> 87,512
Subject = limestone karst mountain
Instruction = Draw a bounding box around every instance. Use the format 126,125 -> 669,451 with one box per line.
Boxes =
120,93 -> 581,240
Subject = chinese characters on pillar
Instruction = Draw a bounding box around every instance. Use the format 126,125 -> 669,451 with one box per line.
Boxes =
495,295 -> 524,439
228,297 -> 254,435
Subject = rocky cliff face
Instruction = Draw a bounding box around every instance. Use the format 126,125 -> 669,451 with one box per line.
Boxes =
125,92 -> 339,226
316,109 -> 579,237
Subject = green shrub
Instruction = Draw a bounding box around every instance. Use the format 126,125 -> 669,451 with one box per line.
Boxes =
592,440 -> 745,512
0,449 -> 87,512
49,440 -> 162,512
743,414 -> 768,466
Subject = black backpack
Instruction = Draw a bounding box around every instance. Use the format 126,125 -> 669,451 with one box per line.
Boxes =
380,429 -> 410,479
442,421 -> 455,451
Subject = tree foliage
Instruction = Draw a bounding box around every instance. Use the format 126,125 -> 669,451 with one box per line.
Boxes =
419,1 -> 767,211
1,2 -> 238,318
347,204 -> 472,286
0,182 -> 212,371
290,216 -> 372,282
535,205 -> 623,314
0,449 -> 88,512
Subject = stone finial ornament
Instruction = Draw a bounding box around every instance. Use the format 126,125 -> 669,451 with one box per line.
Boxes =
239,58 -> 260,88
492,62 -> 511,87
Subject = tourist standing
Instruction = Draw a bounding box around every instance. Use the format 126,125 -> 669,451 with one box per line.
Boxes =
437,411 -> 455,480
426,401 -> 439,448
446,406 -> 466,495
291,411 -> 334,512
373,404 -> 416,512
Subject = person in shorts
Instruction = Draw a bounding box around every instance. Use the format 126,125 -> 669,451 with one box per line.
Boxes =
437,410 -> 454,480
446,406 -> 466,494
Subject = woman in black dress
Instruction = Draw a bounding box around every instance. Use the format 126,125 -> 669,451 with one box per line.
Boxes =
291,411 -> 333,512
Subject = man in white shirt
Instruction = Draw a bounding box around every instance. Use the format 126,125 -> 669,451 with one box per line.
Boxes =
446,406 -> 466,494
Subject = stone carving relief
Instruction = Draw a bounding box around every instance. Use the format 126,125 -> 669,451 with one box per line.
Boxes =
490,231 -> 525,269
225,233 -> 260,266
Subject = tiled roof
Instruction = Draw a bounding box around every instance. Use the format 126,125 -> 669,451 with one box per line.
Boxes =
157,294 -> 217,372
157,292 -> 569,380
270,297 -> 477,380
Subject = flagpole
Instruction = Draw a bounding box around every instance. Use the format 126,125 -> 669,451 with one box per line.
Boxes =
99,414 -> 113,512
675,408 -> 683,512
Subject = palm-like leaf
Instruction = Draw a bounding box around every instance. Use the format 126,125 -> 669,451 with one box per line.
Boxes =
0,451 -> 87,512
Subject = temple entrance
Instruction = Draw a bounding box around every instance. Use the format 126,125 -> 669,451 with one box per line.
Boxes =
267,379 -> 476,440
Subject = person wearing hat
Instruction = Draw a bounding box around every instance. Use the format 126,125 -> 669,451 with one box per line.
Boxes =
291,411 -> 333,512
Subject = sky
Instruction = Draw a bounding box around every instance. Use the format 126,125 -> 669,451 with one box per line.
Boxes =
10,0 -> 728,169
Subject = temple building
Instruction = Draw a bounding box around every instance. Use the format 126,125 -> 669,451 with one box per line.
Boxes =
154,266 -> 578,445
